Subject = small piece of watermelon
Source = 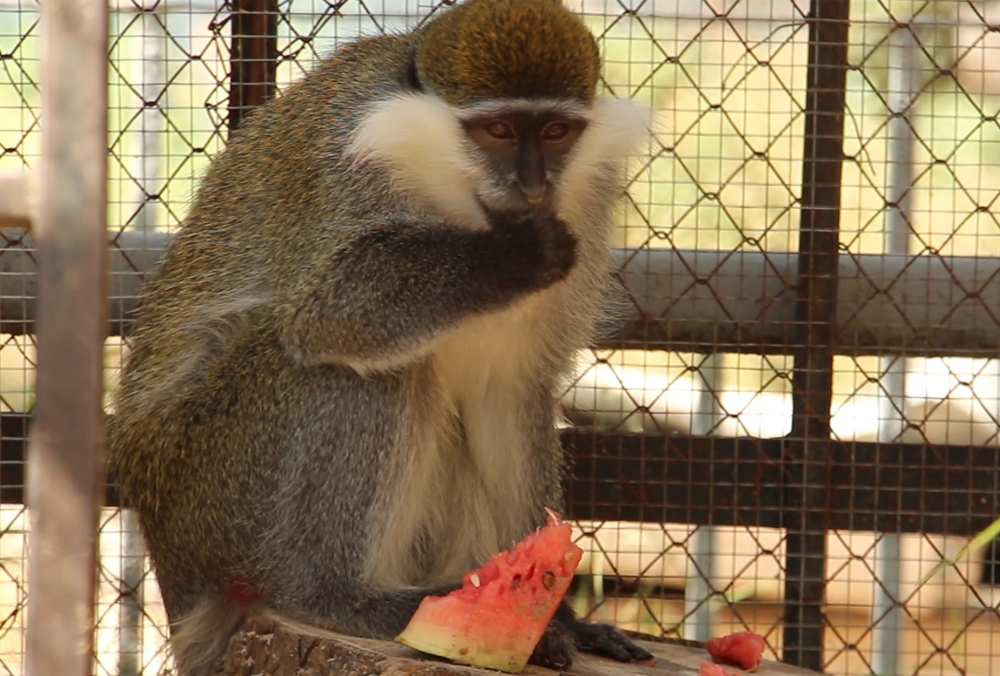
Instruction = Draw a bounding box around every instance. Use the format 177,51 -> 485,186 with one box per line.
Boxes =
706,630 -> 767,672
395,507 -> 583,673
699,662 -> 740,676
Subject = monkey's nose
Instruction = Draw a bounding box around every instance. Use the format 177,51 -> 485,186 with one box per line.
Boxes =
519,182 -> 548,205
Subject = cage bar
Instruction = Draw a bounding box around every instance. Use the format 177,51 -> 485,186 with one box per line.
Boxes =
782,0 -> 850,668
562,431 -> 998,537
229,0 -> 278,132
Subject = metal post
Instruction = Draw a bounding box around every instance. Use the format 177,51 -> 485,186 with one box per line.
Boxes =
229,0 -> 278,133
119,510 -> 146,676
782,0 -> 849,670
131,3 -> 165,235
118,8 -> 165,670
685,355 -> 722,642
871,21 -> 919,676
24,2 -> 109,676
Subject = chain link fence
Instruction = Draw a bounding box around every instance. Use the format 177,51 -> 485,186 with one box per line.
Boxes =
2,0 -> 1000,674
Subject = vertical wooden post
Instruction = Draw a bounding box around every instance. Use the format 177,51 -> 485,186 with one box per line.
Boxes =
24,0 -> 109,675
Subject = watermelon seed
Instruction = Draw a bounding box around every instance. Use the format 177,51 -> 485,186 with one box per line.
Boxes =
511,574 -> 523,590
470,573 -> 481,588
542,571 -> 556,590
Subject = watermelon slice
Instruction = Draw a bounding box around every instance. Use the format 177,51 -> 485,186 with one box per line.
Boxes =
699,662 -> 740,676
395,507 -> 583,672
706,631 -> 767,672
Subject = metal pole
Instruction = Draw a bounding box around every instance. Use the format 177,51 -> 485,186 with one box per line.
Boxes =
871,21 -> 919,676
685,355 -> 722,642
229,0 -> 278,134
131,4 -> 165,235
119,510 -> 146,676
783,0 -> 849,669
118,9 -> 165,671
24,1 -> 109,676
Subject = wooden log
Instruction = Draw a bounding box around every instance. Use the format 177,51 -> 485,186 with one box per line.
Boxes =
213,614 -> 822,676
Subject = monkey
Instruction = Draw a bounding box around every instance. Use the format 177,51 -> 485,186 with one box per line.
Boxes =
107,0 -> 652,674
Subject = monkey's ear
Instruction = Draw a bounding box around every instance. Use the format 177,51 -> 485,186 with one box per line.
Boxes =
404,43 -> 423,93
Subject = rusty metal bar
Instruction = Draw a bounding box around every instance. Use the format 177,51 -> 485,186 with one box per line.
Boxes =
24,1 -> 109,675
4,423 -> 998,537
561,431 -> 999,537
781,0 -> 850,670
229,0 -> 278,133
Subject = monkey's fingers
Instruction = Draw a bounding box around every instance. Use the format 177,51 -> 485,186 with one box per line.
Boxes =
573,621 -> 656,664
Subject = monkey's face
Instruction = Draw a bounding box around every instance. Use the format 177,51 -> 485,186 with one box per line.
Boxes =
347,93 -> 646,229
460,104 -> 588,215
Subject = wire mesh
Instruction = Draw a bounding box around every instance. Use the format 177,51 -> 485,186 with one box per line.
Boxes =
1,0 -> 999,674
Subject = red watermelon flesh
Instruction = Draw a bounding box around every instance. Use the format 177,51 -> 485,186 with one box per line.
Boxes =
699,662 -> 740,676
395,508 -> 583,672
706,631 -> 767,672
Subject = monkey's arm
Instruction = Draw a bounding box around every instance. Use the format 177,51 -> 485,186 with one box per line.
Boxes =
283,214 -> 575,372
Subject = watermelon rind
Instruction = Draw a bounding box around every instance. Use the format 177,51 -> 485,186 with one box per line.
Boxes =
396,620 -> 531,673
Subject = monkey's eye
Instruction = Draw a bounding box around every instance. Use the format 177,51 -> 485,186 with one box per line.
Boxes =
541,122 -> 570,141
485,121 -> 515,139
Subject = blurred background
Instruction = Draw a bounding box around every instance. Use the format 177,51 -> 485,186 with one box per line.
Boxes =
3,0 -> 1000,674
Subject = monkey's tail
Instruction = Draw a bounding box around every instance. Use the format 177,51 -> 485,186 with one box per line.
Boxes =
168,597 -> 247,676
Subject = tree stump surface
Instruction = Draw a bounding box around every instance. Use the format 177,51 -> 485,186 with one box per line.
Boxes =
213,614 -> 823,676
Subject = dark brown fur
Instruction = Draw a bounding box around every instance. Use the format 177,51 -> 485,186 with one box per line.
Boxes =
415,0 -> 601,105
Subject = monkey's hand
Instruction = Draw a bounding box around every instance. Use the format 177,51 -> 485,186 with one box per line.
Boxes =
530,601 -> 655,669
487,210 -> 577,290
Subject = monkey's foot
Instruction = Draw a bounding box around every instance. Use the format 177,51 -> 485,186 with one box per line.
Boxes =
528,620 -> 577,670
572,620 -> 656,664
550,601 -> 655,665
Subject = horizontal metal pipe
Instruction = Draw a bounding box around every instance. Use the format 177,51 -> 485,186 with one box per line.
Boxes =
609,247 -> 1000,357
1,231 -> 998,357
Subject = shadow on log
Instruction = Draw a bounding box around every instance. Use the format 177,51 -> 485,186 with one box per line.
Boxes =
214,614 -> 823,676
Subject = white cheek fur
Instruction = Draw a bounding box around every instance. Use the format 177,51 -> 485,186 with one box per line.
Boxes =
347,93 -> 490,229
555,97 -> 652,221
346,92 -> 650,230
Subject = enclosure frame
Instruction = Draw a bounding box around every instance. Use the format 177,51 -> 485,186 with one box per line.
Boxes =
4,0 -> 999,673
